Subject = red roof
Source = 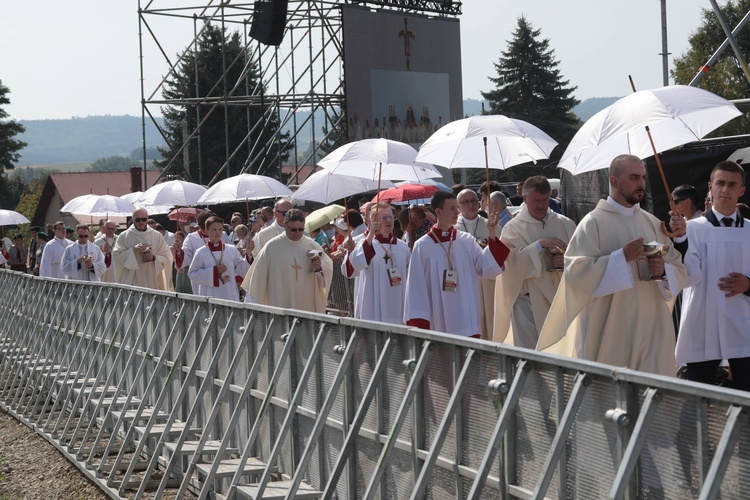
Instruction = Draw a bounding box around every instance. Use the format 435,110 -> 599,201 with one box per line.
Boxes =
32,170 -> 159,226
49,171 -> 157,203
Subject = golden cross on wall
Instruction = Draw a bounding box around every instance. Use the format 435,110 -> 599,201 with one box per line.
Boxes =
291,258 -> 303,281
398,17 -> 415,70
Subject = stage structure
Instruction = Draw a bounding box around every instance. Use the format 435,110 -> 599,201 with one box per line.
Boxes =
138,0 -> 463,188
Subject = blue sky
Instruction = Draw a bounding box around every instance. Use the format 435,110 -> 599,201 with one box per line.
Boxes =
1,0 -> 710,120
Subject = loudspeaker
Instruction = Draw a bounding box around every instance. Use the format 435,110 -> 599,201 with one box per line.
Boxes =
250,0 -> 288,46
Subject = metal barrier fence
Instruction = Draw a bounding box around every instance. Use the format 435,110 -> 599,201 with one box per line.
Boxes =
0,269 -> 748,499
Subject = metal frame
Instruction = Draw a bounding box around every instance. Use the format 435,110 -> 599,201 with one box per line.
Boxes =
138,0 -> 462,188
1,269 -> 750,499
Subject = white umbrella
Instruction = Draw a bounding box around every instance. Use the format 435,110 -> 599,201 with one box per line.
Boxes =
62,194 -> 137,218
137,205 -> 173,215
197,173 -> 292,205
60,194 -> 99,215
291,169 -> 395,205
120,191 -> 143,203
558,85 -> 742,175
317,138 -> 441,182
137,179 -> 207,207
0,209 -> 30,226
415,115 -> 558,170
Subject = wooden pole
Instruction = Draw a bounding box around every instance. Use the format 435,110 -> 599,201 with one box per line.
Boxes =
483,137 -> 490,205
630,75 -> 678,237
645,126 -> 679,237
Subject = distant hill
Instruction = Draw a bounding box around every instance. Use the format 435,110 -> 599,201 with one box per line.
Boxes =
13,97 -> 618,166
462,97 -> 619,122
17,115 -> 164,166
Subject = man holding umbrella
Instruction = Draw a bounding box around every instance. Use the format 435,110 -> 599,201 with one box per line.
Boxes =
675,161 -> 750,391
537,154 -> 687,376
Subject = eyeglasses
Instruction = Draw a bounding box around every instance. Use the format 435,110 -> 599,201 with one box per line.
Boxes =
78,234 -> 89,239
275,210 -> 289,216
459,200 -> 480,206
133,217 -> 148,223
379,216 -> 395,221
287,227 -> 305,233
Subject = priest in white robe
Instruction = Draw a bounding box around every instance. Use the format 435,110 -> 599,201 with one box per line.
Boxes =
350,203 -> 411,325
537,155 -> 687,376
113,208 -> 173,291
62,225 -> 107,282
188,216 -> 250,302
493,177 -> 577,348
454,188 -> 494,339
249,198 -> 292,261
39,222 -> 73,279
93,220 -> 118,283
404,191 -> 510,337
244,209 -> 333,313
675,161 -> 750,391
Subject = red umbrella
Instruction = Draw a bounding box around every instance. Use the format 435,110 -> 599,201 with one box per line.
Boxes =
168,207 -> 205,223
371,184 -> 440,204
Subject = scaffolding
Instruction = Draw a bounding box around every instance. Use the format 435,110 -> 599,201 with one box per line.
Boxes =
137,0 -> 462,188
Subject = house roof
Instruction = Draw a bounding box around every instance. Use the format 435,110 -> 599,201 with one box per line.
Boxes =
32,170 -> 158,226
50,171 -> 157,203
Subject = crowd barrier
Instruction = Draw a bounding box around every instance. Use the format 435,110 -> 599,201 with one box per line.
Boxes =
0,269 -> 748,499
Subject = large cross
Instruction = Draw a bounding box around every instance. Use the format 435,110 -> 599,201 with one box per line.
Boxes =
398,17 -> 415,70
291,258 -> 303,281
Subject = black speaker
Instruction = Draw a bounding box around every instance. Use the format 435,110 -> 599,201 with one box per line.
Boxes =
250,0 -> 288,46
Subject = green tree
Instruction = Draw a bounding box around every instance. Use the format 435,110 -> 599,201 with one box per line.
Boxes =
15,177 -> 46,222
157,24 -> 290,183
0,80 -> 27,207
672,0 -> 750,136
88,155 -> 133,172
481,16 -> 580,167
0,80 -> 26,172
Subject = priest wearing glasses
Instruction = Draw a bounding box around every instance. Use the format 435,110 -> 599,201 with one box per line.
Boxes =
244,208 -> 333,313
349,202 -> 411,325
113,207 -> 173,290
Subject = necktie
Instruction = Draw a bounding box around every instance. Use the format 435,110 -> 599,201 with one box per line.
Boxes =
721,217 -> 734,227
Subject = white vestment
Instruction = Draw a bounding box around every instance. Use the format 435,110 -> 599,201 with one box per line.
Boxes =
404,228 -> 506,337
250,221 -> 285,260
676,216 -> 750,364
341,232 -> 367,311
62,241 -> 107,282
94,235 -> 118,283
113,226 -> 173,291
39,237 -> 73,279
182,229 -> 232,292
245,233 -> 333,314
455,214 -> 495,339
537,198 -> 687,376
188,242 -> 250,302
349,236 -> 411,325
494,205 -> 577,348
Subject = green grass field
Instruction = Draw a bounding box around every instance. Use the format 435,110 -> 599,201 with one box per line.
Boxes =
17,162 -> 92,172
